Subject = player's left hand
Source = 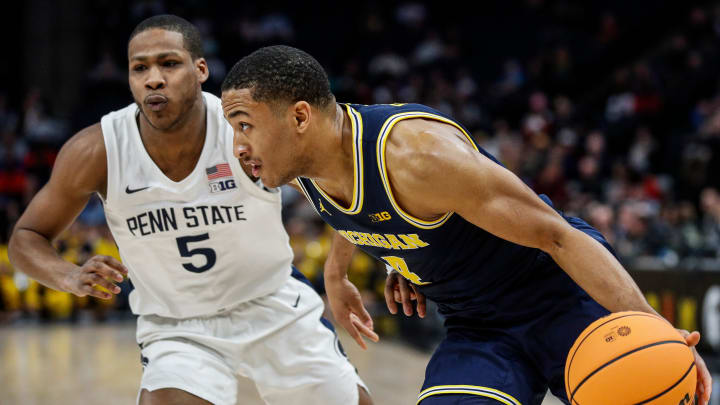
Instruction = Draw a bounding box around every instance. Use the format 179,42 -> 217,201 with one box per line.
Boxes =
325,275 -> 379,350
385,271 -> 426,318
678,329 -> 712,405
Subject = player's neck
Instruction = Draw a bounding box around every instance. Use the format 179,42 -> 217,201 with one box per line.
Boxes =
139,96 -> 206,146
305,103 -> 356,206
137,96 -> 207,179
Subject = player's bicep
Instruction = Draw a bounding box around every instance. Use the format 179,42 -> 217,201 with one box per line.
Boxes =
14,124 -> 106,240
387,120 -> 572,252
15,182 -> 92,240
452,156 -> 571,252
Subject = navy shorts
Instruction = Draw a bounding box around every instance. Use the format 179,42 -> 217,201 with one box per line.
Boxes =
418,212 -> 612,405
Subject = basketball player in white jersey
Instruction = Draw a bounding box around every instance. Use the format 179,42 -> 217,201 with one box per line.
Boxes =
8,15 -> 373,405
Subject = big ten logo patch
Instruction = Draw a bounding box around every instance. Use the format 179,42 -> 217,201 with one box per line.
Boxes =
369,211 -> 392,222
210,179 -> 237,193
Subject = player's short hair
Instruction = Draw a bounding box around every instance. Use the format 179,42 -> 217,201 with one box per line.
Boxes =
129,14 -> 203,60
221,45 -> 334,110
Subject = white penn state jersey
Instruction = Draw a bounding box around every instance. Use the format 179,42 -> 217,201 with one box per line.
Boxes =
100,92 -> 293,318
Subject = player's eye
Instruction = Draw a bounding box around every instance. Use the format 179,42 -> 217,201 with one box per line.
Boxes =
133,65 -> 147,72
163,61 -> 179,67
240,123 -> 251,132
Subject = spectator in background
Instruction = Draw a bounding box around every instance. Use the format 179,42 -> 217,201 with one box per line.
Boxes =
615,201 -> 653,259
659,202 -> 704,258
492,59 -> 525,98
597,12 -> 620,46
700,187 -> 720,257
628,126 -> 657,174
586,202 -> 617,246
88,49 -> 125,83
534,159 -> 568,208
0,93 -> 18,134
368,48 -> 409,77
23,89 -> 68,146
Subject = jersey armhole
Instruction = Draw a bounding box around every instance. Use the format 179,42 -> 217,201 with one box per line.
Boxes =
375,112 -> 478,230
99,115 -> 119,206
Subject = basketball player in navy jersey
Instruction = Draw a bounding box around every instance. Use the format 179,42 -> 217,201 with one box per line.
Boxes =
220,46 -> 712,404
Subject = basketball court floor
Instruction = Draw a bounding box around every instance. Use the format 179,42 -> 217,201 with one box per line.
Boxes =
0,322 -> 563,404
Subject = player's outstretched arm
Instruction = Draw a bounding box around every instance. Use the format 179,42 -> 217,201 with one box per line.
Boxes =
384,118 -> 711,404
8,124 -> 127,299
385,118 -> 656,314
324,231 -> 378,349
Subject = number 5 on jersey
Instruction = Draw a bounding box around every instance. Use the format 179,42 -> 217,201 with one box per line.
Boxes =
382,256 -> 430,285
176,233 -> 216,273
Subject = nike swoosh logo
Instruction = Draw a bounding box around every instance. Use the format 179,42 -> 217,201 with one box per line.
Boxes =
292,293 -> 301,308
125,186 -> 150,194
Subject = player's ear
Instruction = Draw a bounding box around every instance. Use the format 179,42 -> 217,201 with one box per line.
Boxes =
194,57 -> 209,84
292,101 -> 311,134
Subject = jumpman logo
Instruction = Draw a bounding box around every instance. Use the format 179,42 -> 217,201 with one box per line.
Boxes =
318,199 -> 331,216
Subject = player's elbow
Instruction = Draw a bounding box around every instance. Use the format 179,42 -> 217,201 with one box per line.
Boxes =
535,221 -> 574,258
8,226 -> 42,267
7,227 -> 23,269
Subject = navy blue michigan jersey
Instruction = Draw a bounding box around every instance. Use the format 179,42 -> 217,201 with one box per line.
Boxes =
297,103 -> 600,323
297,103 -> 612,404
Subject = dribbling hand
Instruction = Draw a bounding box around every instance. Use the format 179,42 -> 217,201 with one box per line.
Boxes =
678,329 -> 713,405
61,255 -> 128,299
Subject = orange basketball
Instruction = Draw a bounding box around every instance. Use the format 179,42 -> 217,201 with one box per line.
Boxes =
564,311 -> 696,405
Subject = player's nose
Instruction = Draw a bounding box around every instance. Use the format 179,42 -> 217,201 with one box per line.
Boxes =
233,133 -> 251,159
145,66 -> 166,90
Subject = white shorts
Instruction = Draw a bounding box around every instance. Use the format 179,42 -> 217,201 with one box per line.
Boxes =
135,274 -> 367,405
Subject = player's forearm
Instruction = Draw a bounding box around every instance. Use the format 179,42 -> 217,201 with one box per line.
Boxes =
8,228 -> 76,292
548,227 -> 657,315
324,232 -> 355,281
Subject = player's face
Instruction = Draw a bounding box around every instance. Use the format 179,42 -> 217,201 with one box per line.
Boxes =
222,89 -> 305,188
128,29 -> 208,131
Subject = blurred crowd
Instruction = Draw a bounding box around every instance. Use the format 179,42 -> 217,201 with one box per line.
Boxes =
1,1 -> 720,344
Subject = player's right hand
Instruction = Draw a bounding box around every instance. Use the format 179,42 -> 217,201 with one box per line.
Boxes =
385,271 -> 426,318
678,329 -> 712,405
325,275 -> 379,350
61,255 -> 128,299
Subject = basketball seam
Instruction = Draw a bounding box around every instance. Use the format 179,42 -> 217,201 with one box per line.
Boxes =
633,361 -> 696,405
570,339 -> 687,402
565,313 -> 660,396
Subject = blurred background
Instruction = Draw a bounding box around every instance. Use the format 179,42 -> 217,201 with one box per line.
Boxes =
1,0 -> 720,404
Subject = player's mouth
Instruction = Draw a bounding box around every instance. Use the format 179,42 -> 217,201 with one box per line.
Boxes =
250,163 -> 262,177
145,94 -> 168,112
245,159 -> 262,177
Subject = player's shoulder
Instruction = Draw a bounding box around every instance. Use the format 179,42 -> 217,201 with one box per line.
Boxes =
383,110 -> 482,197
382,124 -> 444,201
201,91 -> 233,133
352,102 -> 470,168
202,91 -> 222,104
351,102 -> 435,113
52,123 -> 107,192
350,102 -> 439,123
60,123 -> 106,160
202,91 -> 224,118
386,117 -> 463,166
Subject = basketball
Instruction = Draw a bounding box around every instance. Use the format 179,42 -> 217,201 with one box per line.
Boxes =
564,311 -> 696,405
